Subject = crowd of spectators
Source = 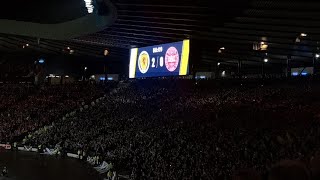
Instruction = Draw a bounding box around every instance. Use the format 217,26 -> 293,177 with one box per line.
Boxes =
22,79 -> 320,179
0,83 -> 104,143
0,83 -> 34,111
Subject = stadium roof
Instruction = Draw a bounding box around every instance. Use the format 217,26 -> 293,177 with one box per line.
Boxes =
0,0 -> 319,73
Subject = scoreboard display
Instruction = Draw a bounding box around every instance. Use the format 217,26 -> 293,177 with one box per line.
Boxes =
129,40 -> 190,78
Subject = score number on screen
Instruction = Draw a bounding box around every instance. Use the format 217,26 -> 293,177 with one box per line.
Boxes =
138,46 -> 180,74
151,47 -> 164,68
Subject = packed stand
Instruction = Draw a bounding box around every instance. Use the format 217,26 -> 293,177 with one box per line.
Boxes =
0,84 -> 104,143
26,79 -> 320,179
0,83 -> 34,111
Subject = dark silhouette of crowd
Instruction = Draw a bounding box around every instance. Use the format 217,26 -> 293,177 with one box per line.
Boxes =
3,79 -> 320,179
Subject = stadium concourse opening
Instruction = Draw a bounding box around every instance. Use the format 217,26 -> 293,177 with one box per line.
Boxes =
3,0 -> 320,180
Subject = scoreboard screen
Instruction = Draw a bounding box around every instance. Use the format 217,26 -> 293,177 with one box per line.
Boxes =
129,40 -> 190,78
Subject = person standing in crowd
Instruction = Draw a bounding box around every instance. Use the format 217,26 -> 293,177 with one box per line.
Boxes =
1,166 -> 8,177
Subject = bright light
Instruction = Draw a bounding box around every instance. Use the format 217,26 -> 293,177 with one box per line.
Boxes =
300,33 -> 307,37
26,44 -> 29,47
200,76 -> 206,79
292,72 -> 298,76
264,58 -> 268,63
104,49 -> 109,56
38,59 -> 45,64
65,75 -> 69,78
316,54 -> 320,58
217,62 -> 221,66
301,72 -> 308,76
84,67 -> 88,70
260,42 -> 268,51
218,47 -> 225,53
67,47 -> 70,50
221,71 -> 226,77
84,0 -> 94,13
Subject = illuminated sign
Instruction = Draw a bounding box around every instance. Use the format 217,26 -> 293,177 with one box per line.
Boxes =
129,40 -> 190,78
84,0 -> 94,13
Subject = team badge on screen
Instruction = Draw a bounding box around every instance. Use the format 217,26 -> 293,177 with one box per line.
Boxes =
165,47 -> 180,72
138,51 -> 150,74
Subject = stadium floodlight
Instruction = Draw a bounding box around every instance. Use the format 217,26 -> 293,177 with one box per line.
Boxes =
296,33 -> 307,43
218,47 -> 225,53
84,0 -> 94,13
221,71 -> 226,77
264,58 -> 269,63
38,59 -> 45,64
259,41 -> 268,51
23,43 -> 29,48
300,33 -> 307,37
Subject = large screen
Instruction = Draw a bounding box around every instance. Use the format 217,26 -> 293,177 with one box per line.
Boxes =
129,40 -> 190,78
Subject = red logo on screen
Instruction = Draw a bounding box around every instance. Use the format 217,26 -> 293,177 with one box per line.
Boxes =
165,47 -> 180,72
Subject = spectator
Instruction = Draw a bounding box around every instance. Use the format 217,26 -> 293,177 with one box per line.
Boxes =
4,79 -> 320,179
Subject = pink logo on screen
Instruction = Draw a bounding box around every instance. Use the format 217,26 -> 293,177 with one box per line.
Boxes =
165,47 -> 180,72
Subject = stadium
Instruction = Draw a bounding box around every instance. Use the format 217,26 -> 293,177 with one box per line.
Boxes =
0,0 -> 320,179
